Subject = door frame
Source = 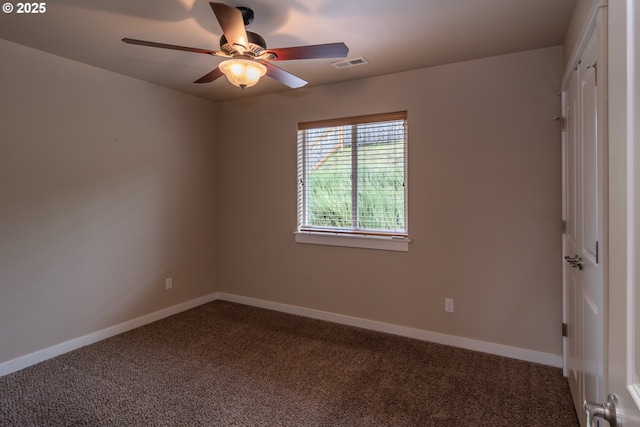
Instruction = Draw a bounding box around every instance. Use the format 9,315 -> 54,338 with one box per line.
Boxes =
607,0 -> 640,423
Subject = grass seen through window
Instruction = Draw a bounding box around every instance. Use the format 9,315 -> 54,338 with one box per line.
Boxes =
308,139 -> 405,231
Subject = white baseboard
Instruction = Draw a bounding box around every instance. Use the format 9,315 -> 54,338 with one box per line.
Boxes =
0,292 -> 218,377
216,292 -> 563,368
0,291 -> 562,377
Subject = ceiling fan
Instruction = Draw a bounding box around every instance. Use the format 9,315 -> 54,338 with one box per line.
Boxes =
122,2 -> 349,90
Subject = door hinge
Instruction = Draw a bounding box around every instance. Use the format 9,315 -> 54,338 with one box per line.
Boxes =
562,220 -> 567,234
562,323 -> 568,337
554,116 -> 567,132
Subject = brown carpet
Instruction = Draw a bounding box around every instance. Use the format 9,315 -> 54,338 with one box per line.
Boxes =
0,300 -> 578,426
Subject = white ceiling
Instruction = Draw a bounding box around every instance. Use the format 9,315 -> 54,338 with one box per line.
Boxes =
0,0 -> 577,102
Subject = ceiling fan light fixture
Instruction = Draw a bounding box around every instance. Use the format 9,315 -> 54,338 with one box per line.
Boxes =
219,58 -> 266,89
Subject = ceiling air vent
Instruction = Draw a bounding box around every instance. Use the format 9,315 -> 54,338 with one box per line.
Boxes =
331,57 -> 369,69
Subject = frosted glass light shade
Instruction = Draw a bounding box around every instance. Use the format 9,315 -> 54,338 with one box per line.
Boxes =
219,59 -> 267,89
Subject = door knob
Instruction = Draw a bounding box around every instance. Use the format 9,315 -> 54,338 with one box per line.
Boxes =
584,394 -> 622,427
564,255 -> 583,270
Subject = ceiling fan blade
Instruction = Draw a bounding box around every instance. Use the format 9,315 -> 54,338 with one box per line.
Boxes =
261,62 -> 307,89
122,38 -> 226,57
194,67 -> 224,84
209,2 -> 249,52
265,42 -> 349,61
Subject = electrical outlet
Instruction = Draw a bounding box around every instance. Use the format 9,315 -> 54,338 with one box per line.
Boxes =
165,277 -> 173,290
445,298 -> 454,313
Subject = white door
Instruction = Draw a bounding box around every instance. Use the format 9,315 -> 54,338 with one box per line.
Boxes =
585,0 -> 640,426
563,18 -> 606,427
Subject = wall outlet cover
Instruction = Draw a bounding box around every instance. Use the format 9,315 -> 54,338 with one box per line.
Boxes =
445,298 -> 454,313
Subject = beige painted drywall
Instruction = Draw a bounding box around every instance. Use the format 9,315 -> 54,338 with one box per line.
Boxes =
0,40 -> 218,364
216,46 -> 564,355
0,39 -> 564,365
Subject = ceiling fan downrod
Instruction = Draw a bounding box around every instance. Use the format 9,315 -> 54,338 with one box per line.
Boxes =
237,6 -> 254,26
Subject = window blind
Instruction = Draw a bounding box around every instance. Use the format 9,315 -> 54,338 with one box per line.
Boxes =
297,112 -> 408,237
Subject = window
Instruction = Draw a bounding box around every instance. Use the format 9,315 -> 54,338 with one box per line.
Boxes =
296,112 -> 409,251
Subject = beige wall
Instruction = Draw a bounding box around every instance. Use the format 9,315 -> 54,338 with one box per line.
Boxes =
216,46 -> 564,355
0,40 -> 219,364
0,39 -> 564,365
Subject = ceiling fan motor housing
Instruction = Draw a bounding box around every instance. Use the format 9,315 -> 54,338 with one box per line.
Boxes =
220,31 -> 267,57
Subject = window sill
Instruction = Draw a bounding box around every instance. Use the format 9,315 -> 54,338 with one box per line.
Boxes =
294,231 -> 410,252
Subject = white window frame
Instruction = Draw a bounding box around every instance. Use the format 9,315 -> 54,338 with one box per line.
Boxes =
295,112 -> 410,252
